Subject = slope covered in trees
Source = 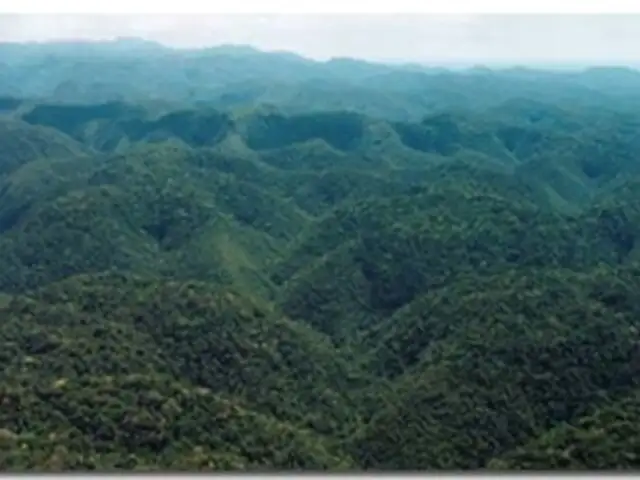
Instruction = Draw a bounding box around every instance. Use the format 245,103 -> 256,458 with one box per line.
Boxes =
490,388 -> 640,470
0,273 -> 362,470
354,265 -> 640,468
1,40 -> 640,471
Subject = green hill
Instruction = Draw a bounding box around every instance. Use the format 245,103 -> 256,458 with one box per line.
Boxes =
489,389 -> 640,470
274,174 -> 615,341
354,265 -> 640,469
0,119 -> 87,178
0,273 -> 366,470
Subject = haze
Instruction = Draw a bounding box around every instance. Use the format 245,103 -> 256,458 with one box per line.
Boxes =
1,14 -> 640,66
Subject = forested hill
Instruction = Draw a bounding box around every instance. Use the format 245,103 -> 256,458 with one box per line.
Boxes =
3,38 -> 640,119
1,40 -> 640,471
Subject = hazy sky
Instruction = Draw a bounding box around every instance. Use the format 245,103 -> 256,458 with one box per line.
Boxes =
1,14 -> 640,65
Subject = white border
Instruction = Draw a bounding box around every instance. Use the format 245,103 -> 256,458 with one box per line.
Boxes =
0,0 -> 639,14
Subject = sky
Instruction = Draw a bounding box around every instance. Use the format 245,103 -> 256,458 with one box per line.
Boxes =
1,14 -> 640,66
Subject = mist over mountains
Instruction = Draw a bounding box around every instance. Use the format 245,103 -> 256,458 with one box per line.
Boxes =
4,37 -> 640,116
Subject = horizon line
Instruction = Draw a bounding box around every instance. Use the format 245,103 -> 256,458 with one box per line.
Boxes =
2,36 -> 640,72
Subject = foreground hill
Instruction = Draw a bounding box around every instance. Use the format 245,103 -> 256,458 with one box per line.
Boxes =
0,273 -> 366,470
353,265 -> 640,469
490,389 -> 640,470
0,376 -> 354,471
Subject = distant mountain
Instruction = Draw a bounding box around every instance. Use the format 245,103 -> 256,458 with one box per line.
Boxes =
3,39 -> 640,119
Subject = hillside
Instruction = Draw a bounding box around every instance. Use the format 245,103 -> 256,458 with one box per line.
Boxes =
490,389 -> 640,470
0,119 -> 88,178
0,273 -> 363,470
354,265 -> 640,469
2,42 -> 640,471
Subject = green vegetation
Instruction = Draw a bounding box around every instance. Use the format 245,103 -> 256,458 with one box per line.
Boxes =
490,389 -> 640,470
2,40 -> 640,471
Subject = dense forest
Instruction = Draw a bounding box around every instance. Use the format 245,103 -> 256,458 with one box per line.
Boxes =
2,39 -> 640,471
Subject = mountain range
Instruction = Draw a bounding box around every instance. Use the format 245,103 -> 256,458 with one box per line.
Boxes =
1,38 -> 640,471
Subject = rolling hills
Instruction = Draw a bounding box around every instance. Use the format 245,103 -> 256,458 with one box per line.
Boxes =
1,41 -> 640,471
